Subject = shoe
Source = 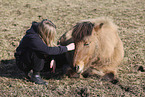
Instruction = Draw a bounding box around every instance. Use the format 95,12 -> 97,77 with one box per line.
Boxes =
24,71 -> 31,79
31,72 -> 48,85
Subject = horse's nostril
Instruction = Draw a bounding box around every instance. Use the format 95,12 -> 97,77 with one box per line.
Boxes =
75,66 -> 79,71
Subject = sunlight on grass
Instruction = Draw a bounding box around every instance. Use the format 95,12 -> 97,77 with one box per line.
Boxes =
0,0 -> 144,96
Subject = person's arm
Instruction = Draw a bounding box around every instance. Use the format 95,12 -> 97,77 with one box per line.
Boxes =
28,35 -> 75,55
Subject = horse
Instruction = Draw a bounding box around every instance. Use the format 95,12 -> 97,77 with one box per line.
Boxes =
58,17 -> 124,81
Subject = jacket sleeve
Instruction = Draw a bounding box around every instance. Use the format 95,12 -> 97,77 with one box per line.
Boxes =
28,35 -> 68,55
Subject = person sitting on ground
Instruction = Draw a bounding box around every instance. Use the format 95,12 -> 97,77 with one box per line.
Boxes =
14,19 -> 75,85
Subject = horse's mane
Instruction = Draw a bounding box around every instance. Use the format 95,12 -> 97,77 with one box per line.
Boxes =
72,22 -> 94,42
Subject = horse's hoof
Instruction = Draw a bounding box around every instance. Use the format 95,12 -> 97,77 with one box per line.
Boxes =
110,79 -> 119,84
101,72 -> 114,81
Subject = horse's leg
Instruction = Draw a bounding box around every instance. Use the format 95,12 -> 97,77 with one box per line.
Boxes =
102,39 -> 124,82
81,67 -> 104,78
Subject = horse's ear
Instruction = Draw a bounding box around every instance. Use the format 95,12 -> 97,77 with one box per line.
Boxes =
99,23 -> 104,28
94,23 -> 104,31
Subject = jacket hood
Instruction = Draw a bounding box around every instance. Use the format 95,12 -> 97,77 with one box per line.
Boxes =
26,21 -> 39,34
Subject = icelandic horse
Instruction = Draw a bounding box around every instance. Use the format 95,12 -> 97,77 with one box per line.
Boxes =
59,17 -> 124,81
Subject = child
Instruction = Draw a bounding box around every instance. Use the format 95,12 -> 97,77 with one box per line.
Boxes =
14,19 -> 75,85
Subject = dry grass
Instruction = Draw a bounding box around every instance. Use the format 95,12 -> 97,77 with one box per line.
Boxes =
0,0 -> 145,96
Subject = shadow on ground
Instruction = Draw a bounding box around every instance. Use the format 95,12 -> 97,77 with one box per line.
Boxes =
0,59 -> 20,77
0,59 -> 66,80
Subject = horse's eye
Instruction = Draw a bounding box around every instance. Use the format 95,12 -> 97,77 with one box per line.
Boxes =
84,42 -> 89,46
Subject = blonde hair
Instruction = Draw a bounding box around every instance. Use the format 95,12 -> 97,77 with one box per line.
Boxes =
38,19 -> 56,46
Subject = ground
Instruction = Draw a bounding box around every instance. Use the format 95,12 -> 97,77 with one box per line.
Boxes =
0,0 -> 145,96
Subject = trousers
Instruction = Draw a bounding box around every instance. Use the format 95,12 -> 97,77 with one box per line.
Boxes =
15,50 -> 68,72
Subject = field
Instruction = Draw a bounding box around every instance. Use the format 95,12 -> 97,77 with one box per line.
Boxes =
0,0 -> 145,96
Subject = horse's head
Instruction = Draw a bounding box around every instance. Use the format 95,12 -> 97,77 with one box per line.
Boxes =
72,21 -> 104,73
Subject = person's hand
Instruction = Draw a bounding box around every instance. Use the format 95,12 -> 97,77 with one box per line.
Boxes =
50,59 -> 56,73
66,43 -> 75,51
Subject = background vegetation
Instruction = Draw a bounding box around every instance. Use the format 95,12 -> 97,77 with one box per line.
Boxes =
0,0 -> 144,96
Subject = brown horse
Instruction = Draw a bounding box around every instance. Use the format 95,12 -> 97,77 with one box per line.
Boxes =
59,17 -> 124,80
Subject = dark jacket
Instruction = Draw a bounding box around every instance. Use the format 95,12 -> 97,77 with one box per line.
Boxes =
15,22 -> 68,56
